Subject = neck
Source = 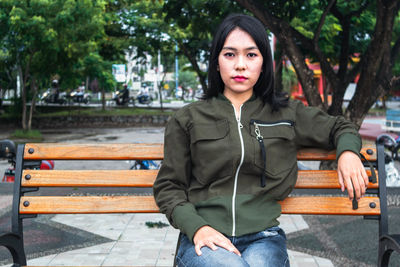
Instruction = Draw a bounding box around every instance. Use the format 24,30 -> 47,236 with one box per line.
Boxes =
223,90 -> 252,112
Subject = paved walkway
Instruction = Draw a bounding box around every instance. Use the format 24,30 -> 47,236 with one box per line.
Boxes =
0,211 -> 334,267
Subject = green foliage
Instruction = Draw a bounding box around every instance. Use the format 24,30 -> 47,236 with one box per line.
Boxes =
83,53 -> 116,92
145,221 -> 169,228
288,0 -> 376,65
12,129 -> 43,141
178,70 -> 198,90
0,0 -> 124,93
122,0 -> 243,91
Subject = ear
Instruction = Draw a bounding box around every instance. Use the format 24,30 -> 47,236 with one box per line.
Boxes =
217,65 -> 220,71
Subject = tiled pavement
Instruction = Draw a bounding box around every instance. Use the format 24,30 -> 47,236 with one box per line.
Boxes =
0,210 -> 334,267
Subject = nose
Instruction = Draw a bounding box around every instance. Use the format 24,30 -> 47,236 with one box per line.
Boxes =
235,55 -> 246,70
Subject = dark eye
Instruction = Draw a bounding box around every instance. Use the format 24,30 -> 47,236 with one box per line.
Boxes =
248,53 -> 258,58
224,52 -> 235,57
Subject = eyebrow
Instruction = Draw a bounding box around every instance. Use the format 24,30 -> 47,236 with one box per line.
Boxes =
221,46 -> 259,51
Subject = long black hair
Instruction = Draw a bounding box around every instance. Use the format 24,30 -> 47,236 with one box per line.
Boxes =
205,14 -> 288,110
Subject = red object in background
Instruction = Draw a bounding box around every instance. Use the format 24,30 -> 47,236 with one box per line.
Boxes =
40,160 -> 55,170
2,160 -> 55,183
2,167 -> 15,182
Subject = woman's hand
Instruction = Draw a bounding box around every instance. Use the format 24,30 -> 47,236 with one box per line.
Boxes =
337,151 -> 369,201
193,225 -> 241,256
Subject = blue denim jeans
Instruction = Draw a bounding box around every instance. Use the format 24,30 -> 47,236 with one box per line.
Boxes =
176,226 -> 290,267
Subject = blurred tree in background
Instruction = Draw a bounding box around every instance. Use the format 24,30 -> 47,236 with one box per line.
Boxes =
235,0 -> 400,126
0,0 -> 399,129
0,0 -> 108,129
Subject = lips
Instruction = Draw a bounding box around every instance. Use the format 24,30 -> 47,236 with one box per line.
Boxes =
233,76 -> 247,82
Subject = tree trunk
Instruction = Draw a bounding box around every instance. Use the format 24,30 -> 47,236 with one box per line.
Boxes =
281,28 -> 324,109
21,52 -> 34,130
27,77 -> 38,131
159,71 -> 168,112
345,0 -> 399,127
101,87 -> 106,111
19,65 -> 27,130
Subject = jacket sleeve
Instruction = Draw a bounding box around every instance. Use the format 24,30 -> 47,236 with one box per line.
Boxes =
153,115 -> 208,241
292,101 -> 361,159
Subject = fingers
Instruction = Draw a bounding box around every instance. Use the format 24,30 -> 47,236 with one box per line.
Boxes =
361,167 -> 369,187
340,167 -> 370,201
337,151 -> 370,201
195,241 -> 218,256
342,172 -> 354,200
195,237 -> 241,256
193,226 -> 241,256
218,240 -> 241,256
338,171 -> 345,192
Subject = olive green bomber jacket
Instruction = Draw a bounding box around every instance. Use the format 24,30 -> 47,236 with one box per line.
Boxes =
153,95 -> 361,242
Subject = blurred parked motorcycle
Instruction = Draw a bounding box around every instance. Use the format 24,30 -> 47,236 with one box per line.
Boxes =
114,87 -> 133,106
67,89 -> 91,104
136,93 -> 153,106
41,89 -> 67,105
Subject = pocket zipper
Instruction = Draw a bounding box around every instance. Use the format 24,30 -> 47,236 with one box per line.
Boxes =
250,120 -> 294,187
251,120 -> 295,128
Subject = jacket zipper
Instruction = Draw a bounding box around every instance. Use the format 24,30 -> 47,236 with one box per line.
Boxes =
251,120 -> 295,187
251,120 -> 295,128
231,104 -> 244,237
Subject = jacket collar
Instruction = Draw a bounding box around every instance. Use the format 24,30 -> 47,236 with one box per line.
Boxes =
216,93 -> 258,103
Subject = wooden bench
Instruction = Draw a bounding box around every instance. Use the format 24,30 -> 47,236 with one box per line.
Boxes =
0,142 -> 399,266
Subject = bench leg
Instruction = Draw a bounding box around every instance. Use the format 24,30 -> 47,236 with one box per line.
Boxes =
0,232 -> 27,266
379,234 -> 400,267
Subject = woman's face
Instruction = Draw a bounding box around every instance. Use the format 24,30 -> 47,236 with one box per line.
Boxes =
218,28 -> 263,101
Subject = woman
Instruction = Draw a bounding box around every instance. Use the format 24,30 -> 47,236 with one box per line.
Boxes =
154,14 -> 368,267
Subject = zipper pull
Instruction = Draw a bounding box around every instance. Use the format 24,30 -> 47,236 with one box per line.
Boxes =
254,123 -> 263,141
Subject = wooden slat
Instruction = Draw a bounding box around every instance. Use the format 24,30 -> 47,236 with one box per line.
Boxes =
19,195 -> 380,216
297,147 -> 376,161
24,143 -> 376,161
21,170 -> 158,187
296,170 -> 379,189
20,196 -> 159,214
21,169 -> 379,189
280,196 -> 380,215
23,143 -> 164,160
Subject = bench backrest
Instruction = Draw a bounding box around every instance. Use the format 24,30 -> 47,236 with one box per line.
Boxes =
7,143 -> 388,264
12,143 -> 387,235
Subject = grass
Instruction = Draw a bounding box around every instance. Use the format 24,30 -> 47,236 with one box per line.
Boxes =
145,221 -> 169,229
12,129 -> 43,141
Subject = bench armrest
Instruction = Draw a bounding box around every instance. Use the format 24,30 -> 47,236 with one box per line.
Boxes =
379,234 -> 400,267
0,232 -> 27,266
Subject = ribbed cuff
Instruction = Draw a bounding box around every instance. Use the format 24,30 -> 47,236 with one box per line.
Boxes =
172,203 -> 208,243
336,132 -> 362,160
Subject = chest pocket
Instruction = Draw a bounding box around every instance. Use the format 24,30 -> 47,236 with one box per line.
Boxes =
250,120 -> 297,178
189,120 -> 232,184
